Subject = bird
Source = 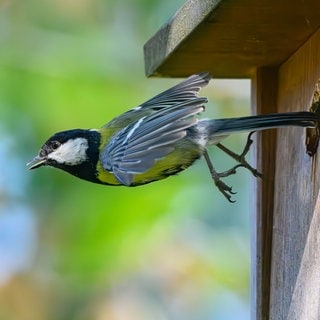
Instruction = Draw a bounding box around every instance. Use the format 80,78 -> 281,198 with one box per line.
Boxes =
27,72 -> 320,201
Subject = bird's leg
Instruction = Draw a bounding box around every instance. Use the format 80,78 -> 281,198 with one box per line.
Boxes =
203,150 -> 243,203
216,132 -> 262,178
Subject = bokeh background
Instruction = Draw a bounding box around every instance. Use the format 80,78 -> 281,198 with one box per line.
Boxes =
0,0 -> 251,319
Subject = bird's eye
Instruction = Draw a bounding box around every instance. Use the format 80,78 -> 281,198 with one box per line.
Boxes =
51,141 -> 60,150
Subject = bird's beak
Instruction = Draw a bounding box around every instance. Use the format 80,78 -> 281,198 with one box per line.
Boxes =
26,155 -> 47,170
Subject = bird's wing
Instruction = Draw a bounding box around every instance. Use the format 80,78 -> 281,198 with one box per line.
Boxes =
102,72 -> 211,130
100,98 -> 206,186
140,72 -> 211,109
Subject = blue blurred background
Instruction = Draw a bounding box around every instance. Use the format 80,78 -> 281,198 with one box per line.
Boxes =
0,0 -> 251,319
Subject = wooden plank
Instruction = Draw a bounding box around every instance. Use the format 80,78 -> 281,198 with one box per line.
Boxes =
144,0 -> 320,78
143,0 -> 222,77
251,68 -> 278,320
269,27 -> 320,319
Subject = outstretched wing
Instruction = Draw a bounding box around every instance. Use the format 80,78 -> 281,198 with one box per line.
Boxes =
140,72 -> 211,109
100,98 -> 207,186
103,72 -> 212,130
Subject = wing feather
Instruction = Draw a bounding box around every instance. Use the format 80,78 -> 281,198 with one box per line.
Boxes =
102,73 -> 212,130
140,72 -> 212,109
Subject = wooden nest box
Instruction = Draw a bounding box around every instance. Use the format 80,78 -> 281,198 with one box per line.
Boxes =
144,1 -> 320,319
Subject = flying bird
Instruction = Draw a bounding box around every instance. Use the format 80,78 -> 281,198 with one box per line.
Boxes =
27,73 -> 319,201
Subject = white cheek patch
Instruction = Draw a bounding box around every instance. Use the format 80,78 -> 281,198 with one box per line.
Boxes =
48,138 -> 88,165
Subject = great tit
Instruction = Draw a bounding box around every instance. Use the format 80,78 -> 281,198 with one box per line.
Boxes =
27,72 -> 319,200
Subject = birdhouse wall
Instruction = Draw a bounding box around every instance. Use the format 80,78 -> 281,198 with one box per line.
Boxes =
252,27 -> 320,320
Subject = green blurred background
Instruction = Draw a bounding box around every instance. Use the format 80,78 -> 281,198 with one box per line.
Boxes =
0,0 -> 251,319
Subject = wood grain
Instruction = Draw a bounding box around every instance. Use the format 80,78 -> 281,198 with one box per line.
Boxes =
251,67 -> 278,320
144,0 -> 320,78
269,27 -> 320,320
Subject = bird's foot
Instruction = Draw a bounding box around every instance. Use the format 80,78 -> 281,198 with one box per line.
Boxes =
216,132 -> 262,178
203,150 -> 243,202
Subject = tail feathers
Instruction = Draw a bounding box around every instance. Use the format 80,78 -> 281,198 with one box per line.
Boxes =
204,111 -> 319,139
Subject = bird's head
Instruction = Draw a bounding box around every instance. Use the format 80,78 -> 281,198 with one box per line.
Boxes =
27,129 -> 101,181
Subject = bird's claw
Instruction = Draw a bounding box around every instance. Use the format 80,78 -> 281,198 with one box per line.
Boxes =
214,179 -> 237,203
210,164 -> 244,202
203,150 -> 243,202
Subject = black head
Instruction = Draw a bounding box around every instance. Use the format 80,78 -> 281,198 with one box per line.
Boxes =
27,129 -> 101,182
